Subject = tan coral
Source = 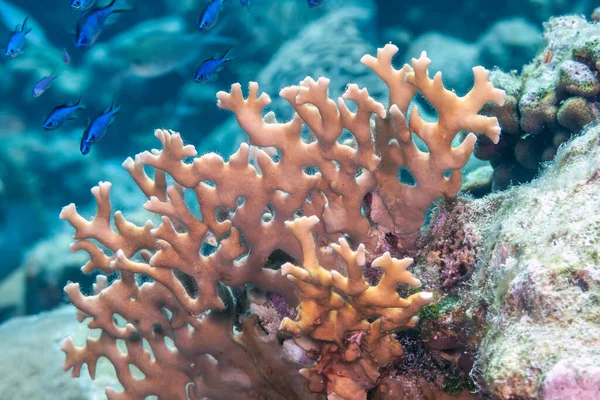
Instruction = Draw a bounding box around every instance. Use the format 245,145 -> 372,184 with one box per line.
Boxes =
280,216 -> 433,399
62,274 -> 319,400
363,45 -> 505,245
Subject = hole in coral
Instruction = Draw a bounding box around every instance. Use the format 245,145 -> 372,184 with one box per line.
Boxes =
129,364 -> 146,379
143,338 -> 156,362
203,229 -> 218,248
201,180 -> 216,188
236,196 -> 246,207
160,307 -> 173,322
113,313 -> 128,328
443,170 -> 452,179
135,273 -> 154,285
302,125 -> 316,143
233,229 -> 250,263
173,270 -> 199,299
201,240 -> 217,256
293,209 -> 304,218
263,249 -> 296,271
234,252 -> 249,263
163,336 -> 176,351
201,229 -> 219,256
116,339 -> 127,353
333,160 -> 340,170
262,204 -> 275,223
303,165 -> 320,176
361,192 -> 372,219
129,331 -> 141,342
215,206 -> 231,223
215,281 -> 235,317
272,147 -> 281,163
238,228 -> 249,248
398,167 -> 416,186
152,323 -> 164,337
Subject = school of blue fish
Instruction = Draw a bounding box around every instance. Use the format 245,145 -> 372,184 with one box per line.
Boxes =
3,0 -> 326,155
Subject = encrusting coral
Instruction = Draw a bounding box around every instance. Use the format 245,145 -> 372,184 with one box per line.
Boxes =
477,15 -> 600,191
59,43 -> 504,399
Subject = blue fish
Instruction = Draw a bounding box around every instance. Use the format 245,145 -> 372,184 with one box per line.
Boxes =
74,0 -> 134,48
71,0 -> 97,10
62,48 -> 71,64
4,16 -> 31,58
43,98 -> 85,130
32,73 -> 57,98
194,47 -> 235,83
80,102 -> 122,155
197,0 -> 225,31
240,0 -> 250,10
307,0 -> 326,7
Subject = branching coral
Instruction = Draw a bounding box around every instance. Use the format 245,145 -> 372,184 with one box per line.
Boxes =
279,215 -> 433,399
60,43 -> 504,399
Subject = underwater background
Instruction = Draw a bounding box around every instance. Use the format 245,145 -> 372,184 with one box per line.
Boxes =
0,0 -> 599,399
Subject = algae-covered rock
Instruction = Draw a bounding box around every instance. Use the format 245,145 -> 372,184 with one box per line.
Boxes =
476,15 -> 600,191
473,122 -> 600,398
415,121 -> 600,399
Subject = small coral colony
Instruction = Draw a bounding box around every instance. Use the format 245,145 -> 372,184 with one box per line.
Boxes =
3,0 -> 326,155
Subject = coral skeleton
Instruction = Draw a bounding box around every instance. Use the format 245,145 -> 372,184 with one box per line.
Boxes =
60,44 -> 505,399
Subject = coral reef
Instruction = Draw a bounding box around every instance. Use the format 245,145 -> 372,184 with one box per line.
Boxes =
474,122 -> 600,399
59,43 -> 504,399
412,121 -> 600,399
477,15 -> 600,191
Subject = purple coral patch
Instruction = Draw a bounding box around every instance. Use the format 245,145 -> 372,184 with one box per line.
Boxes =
267,292 -> 297,320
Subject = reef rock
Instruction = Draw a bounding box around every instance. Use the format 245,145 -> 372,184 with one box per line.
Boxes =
417,121 -> 600,399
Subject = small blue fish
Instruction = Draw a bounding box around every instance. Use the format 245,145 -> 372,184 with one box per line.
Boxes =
240,0 -> 250,10
307,0 -> 326,7
32,73 -> 57,98
74,0 -> 134,48
43,98 -> 85,130
80,102 -> 122,155
4,17 -> 32,58
62,48 -> 70,64
71,0 -> 97,10
194,47 -> 235,83
197,0 -> 225,31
